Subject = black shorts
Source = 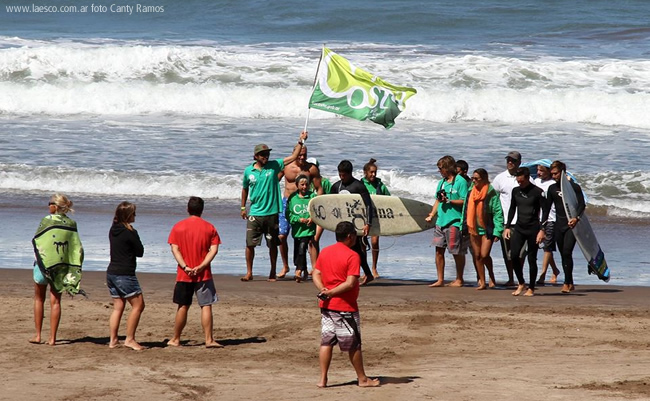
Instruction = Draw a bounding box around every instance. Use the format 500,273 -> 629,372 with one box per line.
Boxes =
173,280 -> 218,307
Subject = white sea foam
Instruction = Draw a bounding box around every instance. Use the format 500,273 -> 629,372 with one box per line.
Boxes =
1,41 -> 650,128
4,163 -> 648,217
0,164 -> 242,199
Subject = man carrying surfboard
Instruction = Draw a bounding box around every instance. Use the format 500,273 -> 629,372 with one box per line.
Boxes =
542,161 -> 586,293
533,162 -> 561,285
331,160 -> 375,285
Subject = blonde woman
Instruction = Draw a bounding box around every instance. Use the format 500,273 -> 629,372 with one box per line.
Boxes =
31,194 -> 83,345
107,201 -> 145,350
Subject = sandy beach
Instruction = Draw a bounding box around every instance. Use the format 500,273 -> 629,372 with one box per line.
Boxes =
2,268 -> 650,401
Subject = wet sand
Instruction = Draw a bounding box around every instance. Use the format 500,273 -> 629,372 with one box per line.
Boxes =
2,268 -> 650,401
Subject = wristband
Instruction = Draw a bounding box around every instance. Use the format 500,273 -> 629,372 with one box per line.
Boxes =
241,206 -> 246,211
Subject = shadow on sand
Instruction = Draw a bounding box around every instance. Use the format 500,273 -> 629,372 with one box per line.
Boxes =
64,335 -> 267,349
325,375 -> 419,388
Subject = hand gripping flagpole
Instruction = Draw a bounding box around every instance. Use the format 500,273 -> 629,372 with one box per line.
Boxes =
303,46 -> 325,136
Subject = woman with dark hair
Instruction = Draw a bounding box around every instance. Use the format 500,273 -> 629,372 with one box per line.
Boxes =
461,169 -> 504,290
362,158 -> 390,278
106,201 -> 145,350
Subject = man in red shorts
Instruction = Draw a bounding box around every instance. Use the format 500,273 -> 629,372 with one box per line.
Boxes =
312,221 -> 380,388
167,196 -> 222,348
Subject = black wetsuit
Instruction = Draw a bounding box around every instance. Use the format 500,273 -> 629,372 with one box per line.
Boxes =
542,181 -> 585,285
506,183 -> 546,289
331,178 -> 374,279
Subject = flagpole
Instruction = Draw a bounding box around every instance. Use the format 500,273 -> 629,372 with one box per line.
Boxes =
303,46 -> 325,135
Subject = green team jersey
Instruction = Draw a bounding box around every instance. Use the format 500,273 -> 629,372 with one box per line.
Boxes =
242,159 -> 284,216
311,177 -> 332,194
435,175 -> 468,228
362,177 -> 390,195
286,190 -> 317,238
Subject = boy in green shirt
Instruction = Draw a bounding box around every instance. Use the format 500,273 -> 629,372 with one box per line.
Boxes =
286,175 -> 317,282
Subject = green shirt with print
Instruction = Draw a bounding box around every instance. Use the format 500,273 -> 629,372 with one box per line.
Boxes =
286,190 -> 317,238
243,159 -> 284,216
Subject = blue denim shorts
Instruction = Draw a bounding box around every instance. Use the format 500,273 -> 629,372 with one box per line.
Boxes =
106,273 -> 143,299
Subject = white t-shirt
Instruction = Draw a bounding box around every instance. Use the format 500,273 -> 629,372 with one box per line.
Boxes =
534,177 -> 556,222
492,170 -> 519,223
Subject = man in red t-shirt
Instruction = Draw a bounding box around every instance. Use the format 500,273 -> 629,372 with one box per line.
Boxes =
312,221 -> 380,388
167,197 -> 222,348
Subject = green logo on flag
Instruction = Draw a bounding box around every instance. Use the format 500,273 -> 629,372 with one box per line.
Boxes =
308,48 -> 417,129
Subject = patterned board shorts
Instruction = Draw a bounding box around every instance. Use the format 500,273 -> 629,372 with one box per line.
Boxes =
542,222 -> 556,252
320,309 -> 361,352
278,197 -> 290,236
432,225 -> 469,255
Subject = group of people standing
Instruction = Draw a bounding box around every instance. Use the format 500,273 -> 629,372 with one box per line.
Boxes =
28,135 -> 588,388
31,194 -> 222,350
240,131 -> 391,285
427,151 -> 586,297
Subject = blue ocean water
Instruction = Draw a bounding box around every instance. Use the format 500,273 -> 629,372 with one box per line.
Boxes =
1,0 -> 649,285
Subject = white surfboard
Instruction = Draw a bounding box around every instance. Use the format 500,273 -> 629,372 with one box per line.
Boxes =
560,172 -> 610,282
309,194 -> 435,236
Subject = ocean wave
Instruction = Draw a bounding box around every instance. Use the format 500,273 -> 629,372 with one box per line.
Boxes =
576,171 -> 650,217
4,164 -> 649,217
0,164 -> 242,199
1,41 -> 650,128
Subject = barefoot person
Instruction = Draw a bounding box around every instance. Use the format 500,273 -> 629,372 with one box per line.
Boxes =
167,197 -> 223,348
461,169 -> 504,290
240,131 -> 308,281
492,151 -> 523,286
31,194 -> 84,345
425,155 -> 468,287
503,168 -> 546,296
286,174 -> 317,282
361,158 -> 390,279
331,160 -> 375,285
312,221 -> 380,388
533,162 -> 561,285
277,145 -> 323,279
106,201 -> 145,350
543,161 -> 586,293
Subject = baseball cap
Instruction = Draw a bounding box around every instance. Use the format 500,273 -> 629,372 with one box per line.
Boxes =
254,144 -> 272,155
306,157 -> 319,167
505,151 -> 521,162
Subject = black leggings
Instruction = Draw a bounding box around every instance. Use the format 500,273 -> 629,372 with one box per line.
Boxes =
352,236 -> 373,278
510,229 -> 539,290
555,226 -> 577,285
293,237 -> 311,270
